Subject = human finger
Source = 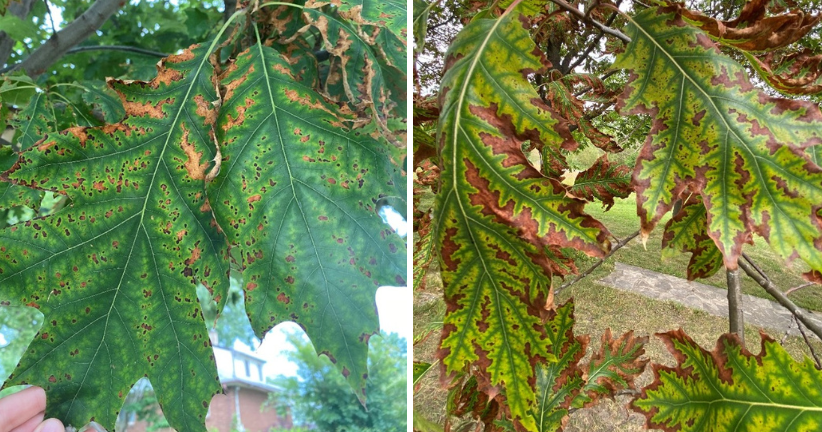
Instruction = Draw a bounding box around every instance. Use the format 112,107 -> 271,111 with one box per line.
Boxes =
0,387 -> 47,432
32,418 -> 64,432
9,411 -> 43,432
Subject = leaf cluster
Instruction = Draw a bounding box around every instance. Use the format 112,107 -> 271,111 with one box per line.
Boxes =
0,2 -> 407,431
413,0 -> 822,431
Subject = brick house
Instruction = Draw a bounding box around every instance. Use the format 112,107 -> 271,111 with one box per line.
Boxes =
121,332 -> 292,432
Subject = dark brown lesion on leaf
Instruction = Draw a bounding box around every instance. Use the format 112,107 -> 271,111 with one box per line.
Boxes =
468,103 -> 573,165
439,226 -> 461,272
465,159 -> 609,261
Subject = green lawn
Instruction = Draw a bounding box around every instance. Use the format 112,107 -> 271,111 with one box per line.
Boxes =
579,195 -> 822,312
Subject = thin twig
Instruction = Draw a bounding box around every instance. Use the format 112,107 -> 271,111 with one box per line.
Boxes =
44,0 -> 58,37
726,268 -> 745,346
573,69 -> 620,97
565,1 -> 622,72
785,282 -> 815,296
556,230 -> 640,295
737,257 -> 822,342
742,253 -> 770,283
65,45 -> 169,57
547,0 -> 631,43
795,316 -> 822,369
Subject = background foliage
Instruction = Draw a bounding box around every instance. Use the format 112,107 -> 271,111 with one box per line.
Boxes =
269,331 -> 407,432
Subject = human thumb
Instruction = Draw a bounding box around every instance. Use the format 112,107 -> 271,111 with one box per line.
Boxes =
33,418 -> 64,432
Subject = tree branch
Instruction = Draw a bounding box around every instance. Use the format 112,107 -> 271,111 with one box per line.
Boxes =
742,253 -> 769,282
556,230 -> 639,295
65,45 -> 168,57
795,316 -> 822,370
737,257 -> 822,342
44,0 -> 57,37
11,0 -> 124,77
573,70 -> 619,97
726,268 -> 745,346
564,3 -> 622,72
223,0 -> 237,23
547,0 -> 631,44
785,282 -> 815,296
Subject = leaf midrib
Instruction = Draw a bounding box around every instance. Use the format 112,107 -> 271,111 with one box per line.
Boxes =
447,9 -> 529,420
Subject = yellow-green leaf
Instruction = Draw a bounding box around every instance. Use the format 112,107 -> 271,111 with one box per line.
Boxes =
434,5 -> 610,429
661,196 -> 724,280
616,6 -> 822,275
632,330 -> 822,431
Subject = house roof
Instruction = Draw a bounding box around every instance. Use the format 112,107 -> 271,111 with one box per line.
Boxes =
221,377 -> 283,393
212,341 -> 268,364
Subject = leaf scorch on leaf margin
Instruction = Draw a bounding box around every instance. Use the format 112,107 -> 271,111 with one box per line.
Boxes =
661,196 -> 724,280
434,4 -> 611,430
615,6 -> 822,278
632,330 -> 822,432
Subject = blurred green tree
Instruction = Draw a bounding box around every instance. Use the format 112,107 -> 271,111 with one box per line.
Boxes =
269,330 -> 407,432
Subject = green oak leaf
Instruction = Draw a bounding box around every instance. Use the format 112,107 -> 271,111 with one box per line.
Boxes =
81,81 -> 126,124
0,45 -> 230,431
412,0 -> 433,54
208,41 -> 406,401
337,0 -> 406,38
0,146 -> 17,171
528,300 -> 647,430
661,196 -> 724,280
615,6 -> 822,275
0,182 -> 41,211
12,91 -> 52,152
0,13 -> 39,41
632,329 -> 822,431
499,0 -> 547,17
434,5 -> 610,430
572,329 -> 647,409
413,361 -> 433,388
0,73 -> 36,106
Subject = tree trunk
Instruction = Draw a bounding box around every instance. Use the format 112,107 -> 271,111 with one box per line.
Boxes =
224,0 -> 237,22
727,268 -> 745,347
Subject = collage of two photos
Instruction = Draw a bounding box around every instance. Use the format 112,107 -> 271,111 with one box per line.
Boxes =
2,0 -> 822,431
